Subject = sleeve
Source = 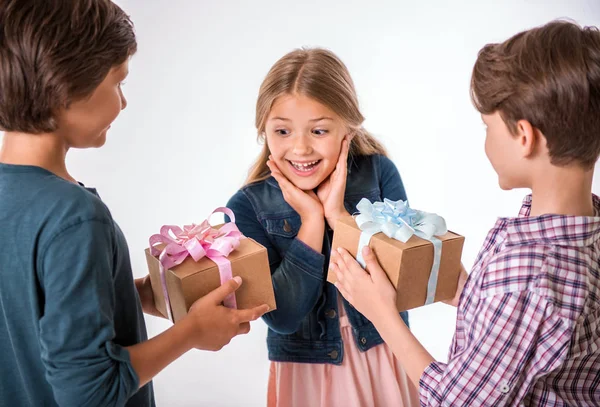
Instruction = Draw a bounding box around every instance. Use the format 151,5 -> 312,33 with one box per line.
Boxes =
227,190 -> 325,334
38,219 -> 139,407
418,291 -> 572,406
377,155 -> 408,202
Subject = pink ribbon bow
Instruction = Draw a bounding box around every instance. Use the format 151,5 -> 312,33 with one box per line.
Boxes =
149,207 -> 243,321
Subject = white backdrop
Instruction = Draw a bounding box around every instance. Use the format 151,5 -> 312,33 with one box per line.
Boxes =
41,1 -> 600,405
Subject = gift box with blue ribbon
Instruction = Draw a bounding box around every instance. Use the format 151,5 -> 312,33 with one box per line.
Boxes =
327,198 -> 464,312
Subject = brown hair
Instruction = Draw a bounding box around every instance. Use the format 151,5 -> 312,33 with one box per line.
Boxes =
246,48 -> 387,184
0,0 -> 137,134
471,20 -> 600,168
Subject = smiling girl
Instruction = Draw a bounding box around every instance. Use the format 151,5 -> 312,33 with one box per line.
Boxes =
227,48 -> 419,407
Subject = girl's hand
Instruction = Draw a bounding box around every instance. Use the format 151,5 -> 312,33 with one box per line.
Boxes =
317,136 -> 351,230
330,246 -> 397,326
267,156 -> 325,252
267,157 -> 323,222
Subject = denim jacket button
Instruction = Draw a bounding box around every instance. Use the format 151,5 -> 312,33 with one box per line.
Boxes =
283,219 -> 292,233
325,309 -> 337,319
328,350 -> 338,359
360,337 -> 367,345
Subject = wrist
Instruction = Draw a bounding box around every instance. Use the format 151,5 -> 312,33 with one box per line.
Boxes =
298,217 -> 325,253
174,314 -> 197,351
301,213 -> 325,225
326,210 -> 351,230
375,308 -> 405,337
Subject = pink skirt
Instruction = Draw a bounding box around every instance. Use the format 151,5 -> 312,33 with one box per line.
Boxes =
267,298 -> 419,407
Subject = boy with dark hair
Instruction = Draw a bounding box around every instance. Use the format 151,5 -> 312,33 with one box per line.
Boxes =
0,1 -> 268,406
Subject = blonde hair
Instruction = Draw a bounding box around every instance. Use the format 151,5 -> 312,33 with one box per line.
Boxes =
245,47 -> 387,185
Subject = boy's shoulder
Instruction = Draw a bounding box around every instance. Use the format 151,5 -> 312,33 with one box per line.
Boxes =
477,234 -> 597,321
45,178 -> 112,224
0,165 -> 113,237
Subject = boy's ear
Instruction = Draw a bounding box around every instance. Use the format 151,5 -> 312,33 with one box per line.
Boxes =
515,119 -> 541,158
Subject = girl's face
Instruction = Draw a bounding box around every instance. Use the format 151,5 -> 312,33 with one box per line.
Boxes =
265,94 -> 348,191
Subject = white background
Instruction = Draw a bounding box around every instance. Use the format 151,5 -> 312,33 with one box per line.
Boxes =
52,1 -> 600,405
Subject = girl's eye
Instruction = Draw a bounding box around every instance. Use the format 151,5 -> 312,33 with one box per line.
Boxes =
275,129 -> 290,136
118,81 -> 127,88
313,129 -> 329,136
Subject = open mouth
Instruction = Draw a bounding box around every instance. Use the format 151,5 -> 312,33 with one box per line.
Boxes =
287,159 -> 321,173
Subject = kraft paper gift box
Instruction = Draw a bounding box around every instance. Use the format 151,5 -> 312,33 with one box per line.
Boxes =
145,207 -> 276,323
328,198 -> 464,312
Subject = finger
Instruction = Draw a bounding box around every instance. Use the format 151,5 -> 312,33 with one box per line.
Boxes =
362,246 -> 388,285
316,183 -> 329,202
334,282 -> 353,304
267,161 -> 297,192
207,276 -> 242,304
266,157 -> 287,179
336,247 -> 363,276
266,160 -> 283,178
333,250 -> 365,296
460,263 -> 469,280
306,189 -> 319,200
336,138 -> 350,173
341,137 -> 351,162
316,177 -> 331,197
267,167 -> 284,184
269,170 -> 297,200
329,259 -> 343,282
330,250 -> 344,272
233,303 -> 270,323
237,322 -> 251,335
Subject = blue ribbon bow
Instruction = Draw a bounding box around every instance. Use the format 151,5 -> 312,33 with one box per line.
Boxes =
354,198 -> 447,305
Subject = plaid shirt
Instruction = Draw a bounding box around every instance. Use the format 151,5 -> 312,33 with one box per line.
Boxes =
419,195 -> 600,406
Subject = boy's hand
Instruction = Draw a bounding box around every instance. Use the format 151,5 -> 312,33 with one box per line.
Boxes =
135,275 -> 164,318
330,246 -> 398,326
182,276 -> 270,351
442,264 -> 469,307
127,276 -> 269,388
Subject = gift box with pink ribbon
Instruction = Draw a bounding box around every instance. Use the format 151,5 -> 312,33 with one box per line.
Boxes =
145,207 -> 276,322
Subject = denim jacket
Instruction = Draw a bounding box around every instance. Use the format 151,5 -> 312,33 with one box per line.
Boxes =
226,154 -> 409,365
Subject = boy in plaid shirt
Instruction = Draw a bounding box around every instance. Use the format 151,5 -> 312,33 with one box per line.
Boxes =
331,20 -> 600,406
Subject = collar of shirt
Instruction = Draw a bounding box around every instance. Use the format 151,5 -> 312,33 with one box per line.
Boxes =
495,194 -> 600,248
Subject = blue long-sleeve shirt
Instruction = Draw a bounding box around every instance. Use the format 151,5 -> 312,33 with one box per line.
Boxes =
0,163 -> 154,407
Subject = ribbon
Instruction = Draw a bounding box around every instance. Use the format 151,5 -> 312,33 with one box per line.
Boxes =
353,198 -> 447,305
149,207 -> 243,321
